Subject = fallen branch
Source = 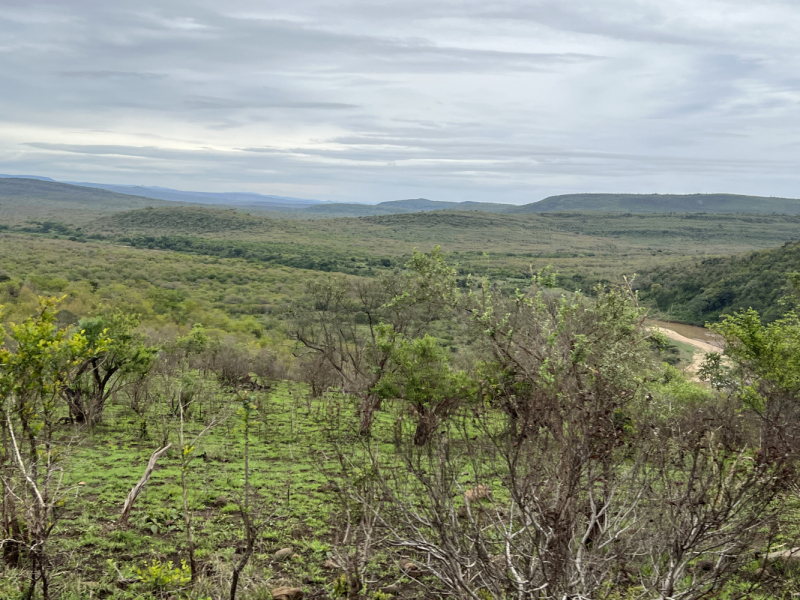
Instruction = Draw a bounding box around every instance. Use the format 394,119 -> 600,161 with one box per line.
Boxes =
118,444 -> 172,525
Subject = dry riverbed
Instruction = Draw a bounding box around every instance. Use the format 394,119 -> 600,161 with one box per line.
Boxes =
648,320 -> 724,378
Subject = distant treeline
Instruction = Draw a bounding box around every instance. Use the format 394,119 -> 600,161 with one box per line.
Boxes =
125,235 -> 400,274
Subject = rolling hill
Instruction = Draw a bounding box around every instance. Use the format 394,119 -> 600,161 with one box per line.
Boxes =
71,182 -> 325,209
514,193 -> 800,214
0,178 -> 181,224
299,198 -> 515,216
5,176 -> 800,218
299,193 -> 800,216
0,177 -> 176,208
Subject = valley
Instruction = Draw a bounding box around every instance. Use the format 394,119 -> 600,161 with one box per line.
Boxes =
2,178 -> 800,600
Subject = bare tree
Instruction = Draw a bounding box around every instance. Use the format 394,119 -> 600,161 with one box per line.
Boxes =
3,413 -> 77,600
344,271 -> 796,599
323,435 -> 388,600
291,249 -> 457,436
177,394 -> 226,583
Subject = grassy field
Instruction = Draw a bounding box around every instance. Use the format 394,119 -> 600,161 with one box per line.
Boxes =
0,380 -> 418,600
2,355 -> 796,600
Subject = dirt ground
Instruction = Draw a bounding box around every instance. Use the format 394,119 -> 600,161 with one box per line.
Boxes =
654,326 -> 723,379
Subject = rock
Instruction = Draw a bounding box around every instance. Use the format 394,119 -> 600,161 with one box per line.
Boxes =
271,586 -> 303,600
382,584 -> 400,593
273,547 -> 294,561
464,485 -> 492,503
78,481 -> 86,486
399,559 -> 421,573
322,559 -> 340,570
753,567 -> 772,579
766,547 -> 800,564
214,496 -> 228,508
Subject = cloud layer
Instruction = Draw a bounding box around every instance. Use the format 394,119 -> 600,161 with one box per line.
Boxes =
2,0 -> 799,202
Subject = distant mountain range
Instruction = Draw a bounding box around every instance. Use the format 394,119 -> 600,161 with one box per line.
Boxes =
68,182 -> 325,209
0,177 -> 174,211
0,174 -> 323,209
2,175 -> 800,216
300,198 -> 514,216
302,193 -> 800,216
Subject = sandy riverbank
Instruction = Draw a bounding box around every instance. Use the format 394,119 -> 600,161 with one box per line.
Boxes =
652,325 -> 723,378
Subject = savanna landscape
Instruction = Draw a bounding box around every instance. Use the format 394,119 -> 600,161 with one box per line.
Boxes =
3,178 -> 800,600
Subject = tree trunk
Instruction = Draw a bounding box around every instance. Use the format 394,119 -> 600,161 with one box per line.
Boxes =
230,528 -> 255,600
347,571 -> 361,600
63,388 -> 87,424
181,467 -> 197,582
358,395 -> 380,437
413,408 -> 435,446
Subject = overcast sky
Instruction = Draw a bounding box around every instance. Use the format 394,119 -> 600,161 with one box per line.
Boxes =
1,0 -> 799,203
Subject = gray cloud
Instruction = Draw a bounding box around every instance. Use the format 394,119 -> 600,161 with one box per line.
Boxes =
183,96 -> 359,110
1,0 -> 800,202
59,70 -> 169,79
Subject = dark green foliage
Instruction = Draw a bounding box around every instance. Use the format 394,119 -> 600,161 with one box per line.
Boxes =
125,235 -> 384,274
637,241 -> 800,324
94,206 -> 271,235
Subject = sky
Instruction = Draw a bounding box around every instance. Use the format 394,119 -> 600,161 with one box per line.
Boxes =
1,0 -> 799,204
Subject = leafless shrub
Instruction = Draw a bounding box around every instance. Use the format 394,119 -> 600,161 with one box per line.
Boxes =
294,352 -> 339,398
291,255 -> 455,435
340,275 -> 797,599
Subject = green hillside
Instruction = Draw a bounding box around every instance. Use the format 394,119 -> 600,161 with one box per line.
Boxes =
0,177 -> 177,224
0,178 -> 175,209
299,202 -> 405,216
515,192 -> 800,214
92,206 -> 274,235
636,241 -> 800,324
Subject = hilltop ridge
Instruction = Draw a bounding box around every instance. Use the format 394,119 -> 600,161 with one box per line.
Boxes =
513,192 -> 800,215
3,177 -> 800,217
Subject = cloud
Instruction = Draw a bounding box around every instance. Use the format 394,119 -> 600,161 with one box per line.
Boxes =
183,96 -> 359,110
59,70 -> 168,79
1,0 -> 800,202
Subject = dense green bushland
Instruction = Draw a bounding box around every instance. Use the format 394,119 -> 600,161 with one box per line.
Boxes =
0,234 -> 313,348
10,204 -> 800,295
2,250 -> 800,600
636,241 -> 800,325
